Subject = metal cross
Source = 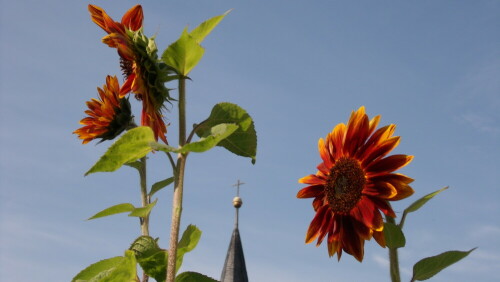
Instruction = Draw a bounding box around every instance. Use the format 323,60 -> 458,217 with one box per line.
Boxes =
232,179 -> 245,197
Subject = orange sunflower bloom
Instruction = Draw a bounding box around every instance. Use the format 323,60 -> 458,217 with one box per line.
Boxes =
88,4 -> 171,143
297,106 -> 414,262
74,75 -> 132,144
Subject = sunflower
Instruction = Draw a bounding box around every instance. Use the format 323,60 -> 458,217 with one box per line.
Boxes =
297,106 -> 414,262
74,75 -> 132,144
88,4 -> 172,143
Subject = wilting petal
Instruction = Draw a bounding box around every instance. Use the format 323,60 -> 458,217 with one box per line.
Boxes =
305,205 -> 330,244
121,5 -> 143,31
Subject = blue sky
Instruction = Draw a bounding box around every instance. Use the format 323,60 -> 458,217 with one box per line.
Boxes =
1,0 -> 499,281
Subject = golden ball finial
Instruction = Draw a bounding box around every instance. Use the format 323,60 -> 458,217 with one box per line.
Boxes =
233,196 -> 243,208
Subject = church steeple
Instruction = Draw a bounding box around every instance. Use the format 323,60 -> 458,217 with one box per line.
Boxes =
220,180 -> 249,282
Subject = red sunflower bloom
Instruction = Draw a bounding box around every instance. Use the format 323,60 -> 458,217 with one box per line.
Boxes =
88,4 -> 171,143
74,75 -> 132,144
297,106 -> 414,262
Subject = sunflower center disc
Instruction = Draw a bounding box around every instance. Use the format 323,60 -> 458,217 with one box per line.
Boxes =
325,157 -> 366,214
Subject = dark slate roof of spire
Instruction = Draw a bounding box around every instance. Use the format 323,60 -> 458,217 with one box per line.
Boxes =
220,226 -> 248,282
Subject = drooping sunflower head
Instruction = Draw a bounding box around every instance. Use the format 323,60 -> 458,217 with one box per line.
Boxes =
88,4 -> 173,143
297,106 -> 414,262
74,75 -> 133,144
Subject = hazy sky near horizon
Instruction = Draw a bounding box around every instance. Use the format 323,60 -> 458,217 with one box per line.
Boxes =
1,1 -> 499,281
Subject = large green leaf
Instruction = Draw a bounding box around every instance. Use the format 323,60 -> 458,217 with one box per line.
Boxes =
72,251 -> 136,282
87,203 -> 136,220
161,29 -> 204,76
150,177 -> 174,197
128,199 -> 158,218
383,221 -> 406,248
405,186 -> 448,214
411,248 -> 476,281
190,10 -> 231,43
85,127 -> 155,176
176,271 -> 218,282
196,103 -> 257,164
176,225 -> 202,273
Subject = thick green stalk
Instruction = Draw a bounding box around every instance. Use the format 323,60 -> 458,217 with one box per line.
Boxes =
386,215 -> 401,282
166,77 -> 187,282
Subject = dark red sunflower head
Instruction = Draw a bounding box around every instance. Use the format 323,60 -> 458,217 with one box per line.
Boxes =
74,75 -> 132,144
297,106 -> 414,261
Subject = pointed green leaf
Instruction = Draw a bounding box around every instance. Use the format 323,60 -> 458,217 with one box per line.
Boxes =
176,225 -> 202,273
181,123 -> 238,153
411,248 -> 476,281
72,256 -> 123,281
161,29 -> 204,76
128,199 -> 158,218
176,271 -> 218,282
405,186 -> 448,214
87,203 -> 136,220
85,127 -> 155,176
196,103 -> 257,163
72,251 -> 136,282
150,177 -> 174,197
383,221 -> 406,248
189,10 -> 230,43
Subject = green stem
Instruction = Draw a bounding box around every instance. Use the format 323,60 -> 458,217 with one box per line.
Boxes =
139,157 -> 150,236
166,77 -> 187,282
386,215 -> 401,282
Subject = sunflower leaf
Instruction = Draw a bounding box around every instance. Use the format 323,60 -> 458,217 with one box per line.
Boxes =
85,127 -> 155,176
176,225 -> 202,273
383,221 -> 406,248
196,103 -> 257,164
411,248 -> 476,281
124,160 -> 143,171
176,272 -> 218,282
128,199 -> 158,218
150,177 -> 174,197
129,236 -> 162,261
161,28 -> 204,76
72,250 -> 136,282
182,123 -> 238,153
137,250 -> 168,282
87,203 -> 136,220
405,186 -> 449,214
189,10 -> 230,43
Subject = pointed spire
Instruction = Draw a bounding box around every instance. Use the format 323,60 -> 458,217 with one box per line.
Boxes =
221,180 -> 249,282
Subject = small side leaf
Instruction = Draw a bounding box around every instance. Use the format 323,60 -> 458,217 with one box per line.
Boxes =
411,248 -> 476,281
189,10 -> 230,43
128,199 -> 158,218
176,225 -> 202,273
72,250 -> 136,282
150,177 -> 174,197
405,186 -> 448,214
383,221 -> 406,248
129,236 -> 161,259
85,127 -> 155,175
72,256 -> 123,281
176,271 -> 218,282
181,123 -> 238,153
138,251 -> 168,282
196,102 -> 257,163
87,203 -> 136,220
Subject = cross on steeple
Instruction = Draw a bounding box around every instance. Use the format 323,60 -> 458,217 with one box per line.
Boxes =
232,179 -> 245,197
